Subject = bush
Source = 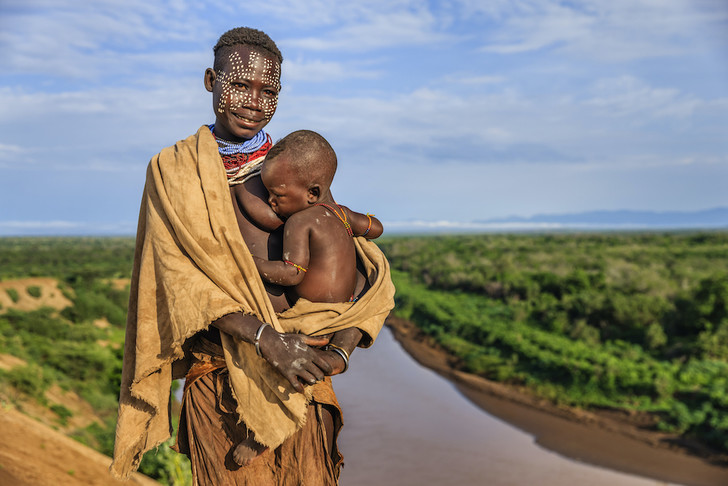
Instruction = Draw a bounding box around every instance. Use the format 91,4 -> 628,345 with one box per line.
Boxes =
2,364 -> 52,399
27,285 -> 42,298
5,288 -> 19,303
50,404 -> 73,426
139,439 -> 192,486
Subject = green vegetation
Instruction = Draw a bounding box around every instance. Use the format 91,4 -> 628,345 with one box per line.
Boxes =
0,237 -> 136,280
0,237 -> 190,485
2,232 -> 725,482
5,288 -> 19,303
379,231 -> 728,453
27,285 -> 42,298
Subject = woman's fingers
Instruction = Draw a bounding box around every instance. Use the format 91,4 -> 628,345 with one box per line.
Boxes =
313,352 -> 334,375
300,334 -> 330,347
286,373 -> 305,393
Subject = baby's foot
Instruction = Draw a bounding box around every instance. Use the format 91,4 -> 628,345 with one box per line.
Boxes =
232,435 -> 268,466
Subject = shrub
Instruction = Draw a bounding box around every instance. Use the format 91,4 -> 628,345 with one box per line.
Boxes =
27,285 -> 42,298
3,364 -> 51,399
50,404 -> 73,426
5,288 -> 19,303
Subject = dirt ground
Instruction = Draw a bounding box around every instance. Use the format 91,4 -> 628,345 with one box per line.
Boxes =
0,277 -> 73,312
0,407 -> 158,486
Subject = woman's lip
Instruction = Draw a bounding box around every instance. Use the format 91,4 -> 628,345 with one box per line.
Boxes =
232,112 -> 261,124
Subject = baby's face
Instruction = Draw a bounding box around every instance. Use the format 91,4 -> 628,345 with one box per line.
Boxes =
210,45 -> 281,142
261,155 -> 311,219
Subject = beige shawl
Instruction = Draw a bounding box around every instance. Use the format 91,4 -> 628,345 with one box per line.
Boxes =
110,126 -> 395,478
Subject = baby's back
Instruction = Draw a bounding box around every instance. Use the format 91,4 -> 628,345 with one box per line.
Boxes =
288,205 -> 357,303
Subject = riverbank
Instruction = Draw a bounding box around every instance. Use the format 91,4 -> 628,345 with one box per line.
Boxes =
385,316 -> 728,486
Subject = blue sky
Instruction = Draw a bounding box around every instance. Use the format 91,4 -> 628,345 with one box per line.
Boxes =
0,0 -> 726,235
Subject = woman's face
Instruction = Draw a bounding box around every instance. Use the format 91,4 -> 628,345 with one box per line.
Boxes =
206,45 -> 281,142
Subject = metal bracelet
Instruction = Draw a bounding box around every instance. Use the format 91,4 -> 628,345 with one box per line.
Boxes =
326,343 -> 350,374
254,322 -> 272,358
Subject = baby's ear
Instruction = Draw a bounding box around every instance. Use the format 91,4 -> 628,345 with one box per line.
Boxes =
307,185 -> 321,203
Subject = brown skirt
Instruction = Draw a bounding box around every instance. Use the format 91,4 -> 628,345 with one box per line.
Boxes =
174,356 -> 343,486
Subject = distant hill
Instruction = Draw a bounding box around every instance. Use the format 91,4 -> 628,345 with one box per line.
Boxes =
387,207 -> 728,234
479,207 -> 728,229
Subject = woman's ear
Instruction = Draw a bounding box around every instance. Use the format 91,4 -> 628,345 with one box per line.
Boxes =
307,185 -> 321,203
204,68 -> 216,93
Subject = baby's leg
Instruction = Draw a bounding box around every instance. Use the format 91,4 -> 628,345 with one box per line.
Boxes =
232,429 -> 268,466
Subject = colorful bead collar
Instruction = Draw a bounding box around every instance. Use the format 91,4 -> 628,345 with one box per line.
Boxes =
208,124 -> 269,155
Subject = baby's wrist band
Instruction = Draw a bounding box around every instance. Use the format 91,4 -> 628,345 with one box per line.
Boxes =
361,213 -> 373,237
284,260 -> 308,273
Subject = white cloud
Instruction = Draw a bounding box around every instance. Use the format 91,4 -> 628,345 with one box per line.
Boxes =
0,220 -> 83,230
0,0 -> 211,80
584,76 -> 701,120
466,0 -> 728,61
287,9 -> 451,51
274,71 -> 727,173
282,59 -> 381,83
0,219 -> 137,236
455,75 -> 508,85
0,143 -> 22,159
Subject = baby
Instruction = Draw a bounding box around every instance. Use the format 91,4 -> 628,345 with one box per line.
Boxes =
256,130 -> 382,304
230,129 -> 382,464
238,129 -> 382,304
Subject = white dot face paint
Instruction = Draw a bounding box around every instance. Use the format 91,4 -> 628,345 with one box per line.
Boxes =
211,45 -> 281,142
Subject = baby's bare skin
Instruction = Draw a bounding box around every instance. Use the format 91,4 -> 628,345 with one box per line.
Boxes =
225,178 -> 364,466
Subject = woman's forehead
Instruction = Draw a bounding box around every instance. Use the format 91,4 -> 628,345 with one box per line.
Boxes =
221,45 -> 280,78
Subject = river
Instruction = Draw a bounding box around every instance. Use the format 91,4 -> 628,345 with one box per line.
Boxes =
334,326 -> 679,486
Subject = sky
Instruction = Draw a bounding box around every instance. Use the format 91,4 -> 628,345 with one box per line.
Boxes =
0,0 -> 726,235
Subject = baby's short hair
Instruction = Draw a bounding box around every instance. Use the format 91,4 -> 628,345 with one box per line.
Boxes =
267,130 -> 338,189
213,27 -> 283,71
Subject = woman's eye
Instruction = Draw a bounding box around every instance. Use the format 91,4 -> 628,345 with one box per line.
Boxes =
264,89 -> 278,97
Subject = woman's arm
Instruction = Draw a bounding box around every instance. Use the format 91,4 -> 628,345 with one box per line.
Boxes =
312,327 -> 364,376
233,176 -> 284,232
211,312 -> 332,393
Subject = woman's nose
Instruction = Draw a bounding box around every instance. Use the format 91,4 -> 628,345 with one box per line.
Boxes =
245,90 -> 262,110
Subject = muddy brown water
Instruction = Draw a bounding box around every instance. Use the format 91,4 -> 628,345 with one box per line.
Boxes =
334,326 -> 683,486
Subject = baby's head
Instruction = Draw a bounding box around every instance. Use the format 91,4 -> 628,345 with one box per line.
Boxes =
205,27 -> 283,142
261,130 -> 337,219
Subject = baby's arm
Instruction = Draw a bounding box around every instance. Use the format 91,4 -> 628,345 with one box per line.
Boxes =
233,176 -> 284,232
341,206 -> 383,239
254,214 -> 311,286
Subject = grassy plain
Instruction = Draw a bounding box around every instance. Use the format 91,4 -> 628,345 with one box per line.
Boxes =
0,232 -> 726,485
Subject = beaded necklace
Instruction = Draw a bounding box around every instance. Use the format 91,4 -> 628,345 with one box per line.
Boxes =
208,124 -> 272,180
209,124 -> 268,154
315,203 -> 353,237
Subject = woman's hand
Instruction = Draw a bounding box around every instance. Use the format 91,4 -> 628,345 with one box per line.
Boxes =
314,347 -> 348,376
257,327 -> 333,393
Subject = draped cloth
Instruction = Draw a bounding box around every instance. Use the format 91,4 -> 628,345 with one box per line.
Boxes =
110,126 -> 395,478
